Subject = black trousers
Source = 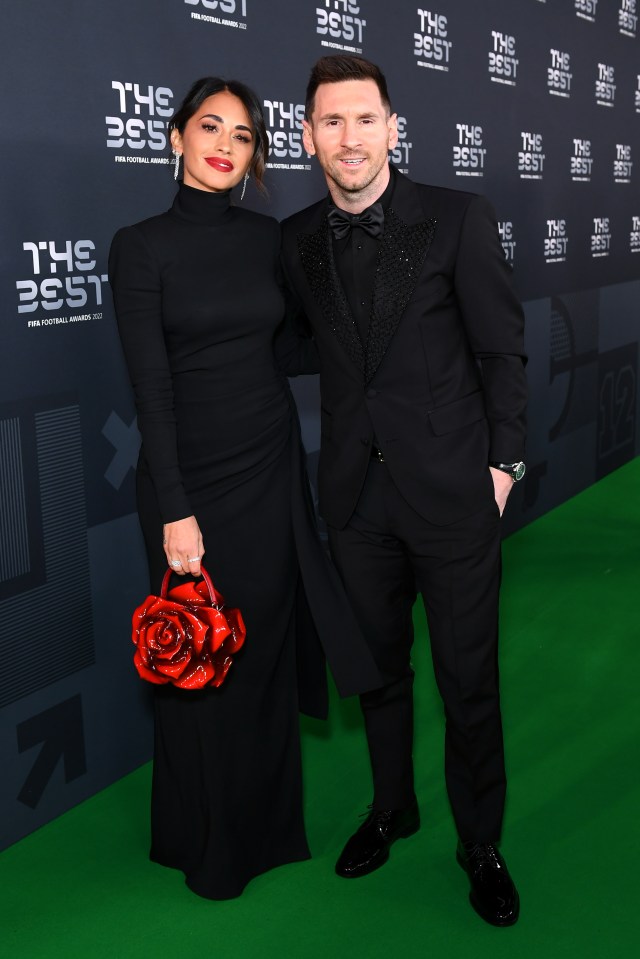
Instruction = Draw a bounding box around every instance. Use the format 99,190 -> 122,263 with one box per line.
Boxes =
327,458 -> 506,843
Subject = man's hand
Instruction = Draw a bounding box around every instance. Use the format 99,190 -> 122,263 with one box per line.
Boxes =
163,516 -> 204,576
489,466 -> 514,517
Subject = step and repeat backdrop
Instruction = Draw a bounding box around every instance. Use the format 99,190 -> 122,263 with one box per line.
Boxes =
1,0 -> 638,848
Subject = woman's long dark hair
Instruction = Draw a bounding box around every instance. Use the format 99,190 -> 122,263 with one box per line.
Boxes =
169,77 -> 269,192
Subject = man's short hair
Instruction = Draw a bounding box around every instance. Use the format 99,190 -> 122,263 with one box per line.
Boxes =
305,55 -> 392,120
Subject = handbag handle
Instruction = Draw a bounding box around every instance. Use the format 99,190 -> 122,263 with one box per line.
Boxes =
160,564 -> 221,606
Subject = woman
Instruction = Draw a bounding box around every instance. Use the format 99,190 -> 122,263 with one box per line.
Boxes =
109,77 -> 379,900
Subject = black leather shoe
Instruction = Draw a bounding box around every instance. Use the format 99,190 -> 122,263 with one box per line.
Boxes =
335,801 -> 420,878
456,841 -> 520,926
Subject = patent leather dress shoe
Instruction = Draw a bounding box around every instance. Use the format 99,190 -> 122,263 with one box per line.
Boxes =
456,841 -> 520,926
335,801 -> 420,878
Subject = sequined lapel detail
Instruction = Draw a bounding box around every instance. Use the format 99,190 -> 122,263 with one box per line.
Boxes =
297,222 -> 365,374
365,208 -> 437,383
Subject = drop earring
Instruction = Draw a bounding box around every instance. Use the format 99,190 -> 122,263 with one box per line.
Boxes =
240,171 -> 249,201
173,152 -> 181,181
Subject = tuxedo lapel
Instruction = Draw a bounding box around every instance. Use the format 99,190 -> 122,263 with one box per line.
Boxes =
365,205 -> 437,384
295,173 -> 437,383
297,219 -> 365,375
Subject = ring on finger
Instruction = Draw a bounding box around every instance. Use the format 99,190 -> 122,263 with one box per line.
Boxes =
170,560 -> 181,568
187,556 -> 201,563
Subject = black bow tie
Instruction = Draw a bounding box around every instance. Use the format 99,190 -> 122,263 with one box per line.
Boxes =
327,202 -> 384,240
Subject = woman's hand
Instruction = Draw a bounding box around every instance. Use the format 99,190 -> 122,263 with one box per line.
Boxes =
163,516 -> 204,576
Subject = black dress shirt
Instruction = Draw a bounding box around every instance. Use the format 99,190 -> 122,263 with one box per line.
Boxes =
331,172 -> 395,344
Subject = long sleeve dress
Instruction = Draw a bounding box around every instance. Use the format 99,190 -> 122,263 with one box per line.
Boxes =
109,183 -> 380,900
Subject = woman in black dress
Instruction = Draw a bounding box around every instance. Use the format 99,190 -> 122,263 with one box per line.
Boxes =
109,77 -> 379,900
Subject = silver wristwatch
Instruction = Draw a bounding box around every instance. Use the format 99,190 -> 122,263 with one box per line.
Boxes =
489,461 -> 526,482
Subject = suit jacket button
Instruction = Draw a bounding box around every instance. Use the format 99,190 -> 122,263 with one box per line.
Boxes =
360,437 -> 369,445
366,388 -> 377,398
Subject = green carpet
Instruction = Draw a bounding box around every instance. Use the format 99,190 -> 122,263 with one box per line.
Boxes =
3,459 -> 639,958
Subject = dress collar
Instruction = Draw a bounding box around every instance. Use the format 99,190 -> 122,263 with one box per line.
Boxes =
171,182 -> 232,224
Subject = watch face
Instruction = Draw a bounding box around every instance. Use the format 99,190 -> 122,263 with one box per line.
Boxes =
513,462 -> 526,482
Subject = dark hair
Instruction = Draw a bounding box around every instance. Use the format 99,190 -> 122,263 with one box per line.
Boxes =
305,55 -> 392,120
169,76 -> 269,192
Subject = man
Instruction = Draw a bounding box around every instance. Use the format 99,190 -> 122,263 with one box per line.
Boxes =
280,55 -> 526,926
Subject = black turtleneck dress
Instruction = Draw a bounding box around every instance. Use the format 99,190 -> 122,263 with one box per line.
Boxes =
109,184 -> 380,900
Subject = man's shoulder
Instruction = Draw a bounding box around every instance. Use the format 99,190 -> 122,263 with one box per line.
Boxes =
401,176 -> 495,219
398,173 -> 487,215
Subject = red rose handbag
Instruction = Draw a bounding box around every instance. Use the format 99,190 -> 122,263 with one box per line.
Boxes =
131,565 -> 246,689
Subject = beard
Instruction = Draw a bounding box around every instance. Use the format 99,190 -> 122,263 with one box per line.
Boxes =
324,150 -> 388,195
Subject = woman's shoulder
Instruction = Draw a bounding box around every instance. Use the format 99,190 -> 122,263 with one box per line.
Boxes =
110,210 -> 180,266
112,208 -> 172,241
109,211 -> 177,281
232,207 -> 281,246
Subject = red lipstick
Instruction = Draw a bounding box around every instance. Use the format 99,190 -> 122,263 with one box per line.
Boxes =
205,157 -> 234,172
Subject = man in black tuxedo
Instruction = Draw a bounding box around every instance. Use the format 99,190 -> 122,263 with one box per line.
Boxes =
280,55 -> 526,926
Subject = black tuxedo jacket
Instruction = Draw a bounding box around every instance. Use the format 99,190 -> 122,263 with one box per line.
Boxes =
281,170 -> 527,529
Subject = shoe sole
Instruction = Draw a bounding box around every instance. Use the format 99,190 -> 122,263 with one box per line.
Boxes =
336,819 -> 420,879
